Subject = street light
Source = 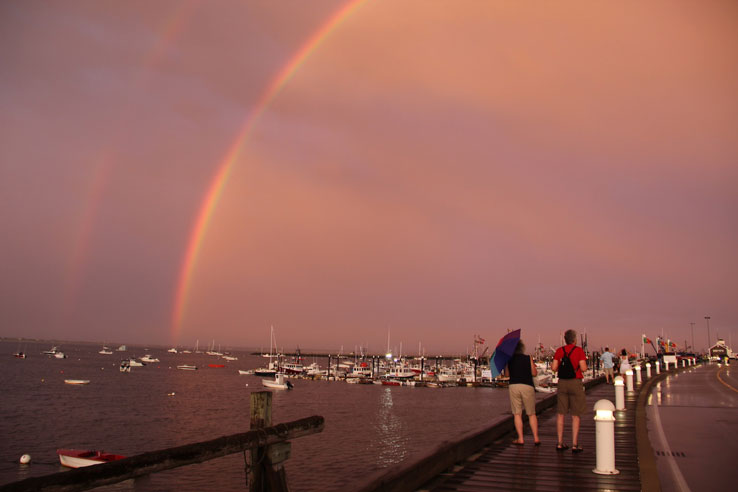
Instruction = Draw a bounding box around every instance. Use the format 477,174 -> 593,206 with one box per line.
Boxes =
705,316 -> 711,354
690,322 -> 695,353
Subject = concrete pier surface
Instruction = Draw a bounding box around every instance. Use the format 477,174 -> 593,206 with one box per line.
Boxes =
647,362 -> 738,492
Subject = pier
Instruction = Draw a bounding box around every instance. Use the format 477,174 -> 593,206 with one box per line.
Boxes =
359,360 -> 738,492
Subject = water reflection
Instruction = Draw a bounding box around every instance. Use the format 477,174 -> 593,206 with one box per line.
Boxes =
373,388 -> 407,467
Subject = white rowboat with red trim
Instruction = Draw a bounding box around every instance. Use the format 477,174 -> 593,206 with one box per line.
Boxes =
57,449 -> 126,468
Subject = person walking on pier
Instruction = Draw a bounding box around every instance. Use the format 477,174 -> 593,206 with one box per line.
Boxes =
600,347 -> 615,384
503,341 -> 540,446
552,329 -> 587,452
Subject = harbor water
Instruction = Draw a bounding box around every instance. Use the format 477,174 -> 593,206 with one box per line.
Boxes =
0,340 -> 546,491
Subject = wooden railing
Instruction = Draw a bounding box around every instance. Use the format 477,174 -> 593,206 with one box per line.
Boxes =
1,392 -> 323,492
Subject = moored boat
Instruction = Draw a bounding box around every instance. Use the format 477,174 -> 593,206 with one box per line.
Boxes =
208,364 -> 225,368
262,374 -> 293,390
57,449 -> 126,468
64,379 -> 90,385
13,351 -> 26,359
141,354 -> 159,363
177,364 -> 197,371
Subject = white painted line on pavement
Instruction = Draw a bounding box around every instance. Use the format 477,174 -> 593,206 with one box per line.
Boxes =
648,383 -> 691,492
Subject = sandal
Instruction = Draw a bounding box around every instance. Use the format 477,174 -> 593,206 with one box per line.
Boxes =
512,441 -> 524,446
534,441 -> 541,447
572,445 -> 584,453
556,444 -> 569,451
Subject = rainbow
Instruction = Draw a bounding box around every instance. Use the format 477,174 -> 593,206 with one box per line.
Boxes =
171,0 -> 369,339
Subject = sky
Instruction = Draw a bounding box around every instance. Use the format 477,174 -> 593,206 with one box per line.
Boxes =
1,0 -> 736,355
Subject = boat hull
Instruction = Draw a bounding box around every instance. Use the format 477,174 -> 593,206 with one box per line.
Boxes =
57,449 -> 125,468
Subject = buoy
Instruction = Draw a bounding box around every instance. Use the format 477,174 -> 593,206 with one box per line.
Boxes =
245,384 -> 249,387
20,454 -> 31,464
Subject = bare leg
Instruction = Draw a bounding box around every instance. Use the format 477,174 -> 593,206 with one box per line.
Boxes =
529,414 -> 539,443
556,413 -> 565,445
572,415 -> 581,446
513,414 -> 524,443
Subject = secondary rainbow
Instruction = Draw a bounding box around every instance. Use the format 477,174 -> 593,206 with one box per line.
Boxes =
171,0 -> 369,338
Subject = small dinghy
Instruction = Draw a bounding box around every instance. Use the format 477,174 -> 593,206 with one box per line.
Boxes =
64,379 -> 90,385
57,449 -> 126,468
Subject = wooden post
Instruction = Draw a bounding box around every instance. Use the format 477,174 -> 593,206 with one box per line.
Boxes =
249,391 -> 290,492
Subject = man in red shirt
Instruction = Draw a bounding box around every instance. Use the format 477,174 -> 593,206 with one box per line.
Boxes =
551,329 -> 588,452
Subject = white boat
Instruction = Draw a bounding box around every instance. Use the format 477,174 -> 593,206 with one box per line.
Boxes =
346,363 -> 372,378
262,374 -> 293,390
13,351 -> 26,359
57,449 -> 125,468
54,351 -> 67,359
141,355 -> 159,363
42,346 -> 58,355
99,347 -> 113,355
116,345 -> 127,352
386,365 -> 416,379
177,364 -> 197,371
64,379 -> 90,385
222,355 -> 238,361
238,369 -> 253,375
167,348 -> 178,353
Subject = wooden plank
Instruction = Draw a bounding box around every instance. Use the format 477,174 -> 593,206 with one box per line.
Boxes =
423,379 -> 645,492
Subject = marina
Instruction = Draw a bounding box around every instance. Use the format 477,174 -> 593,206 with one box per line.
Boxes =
3,339 -> 737,491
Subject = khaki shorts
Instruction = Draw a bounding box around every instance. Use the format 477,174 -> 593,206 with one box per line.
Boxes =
556,378 -> 586,416
509,383 -> 536,416
604,367 -> 614,378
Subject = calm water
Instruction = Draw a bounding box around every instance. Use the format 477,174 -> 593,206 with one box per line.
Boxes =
0,341 -> 545,491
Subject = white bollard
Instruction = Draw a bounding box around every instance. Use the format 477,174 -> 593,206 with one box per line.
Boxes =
655,361 -> 661,374
635,365 -> 642,384
614,376 -> 625,410
682,359 -> 686,367
593,399 -> 619,475
646,362 -> 652,378
664,360 -> 670,370
625,370 -> 634,392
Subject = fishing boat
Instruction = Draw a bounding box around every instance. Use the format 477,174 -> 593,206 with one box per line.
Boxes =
141,354 -> 159,363
64,379 -> 90,385
13,351 -> 26,359
99,346 -> 113,355
57,449 -> 126,468
262,374 -> 293,390
177,364 -> 197,371
128,358 -> 144,367
238,369 -> 253,375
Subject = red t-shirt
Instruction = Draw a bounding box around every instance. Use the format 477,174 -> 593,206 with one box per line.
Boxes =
554,344 -> 586,379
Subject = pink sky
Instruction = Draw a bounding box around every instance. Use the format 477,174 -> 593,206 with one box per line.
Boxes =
1,0 -> 736,355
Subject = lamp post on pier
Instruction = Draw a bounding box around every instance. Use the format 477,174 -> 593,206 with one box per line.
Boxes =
705,316 -> 711,355
690,322 -> 695,353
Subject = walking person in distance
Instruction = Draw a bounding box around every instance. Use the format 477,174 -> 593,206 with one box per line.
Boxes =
600,347 -> 615,384
551,329 -> 588,452
504,341 -> 541,446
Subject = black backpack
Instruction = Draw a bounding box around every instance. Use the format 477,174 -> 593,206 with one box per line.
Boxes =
558,346 -> 578,379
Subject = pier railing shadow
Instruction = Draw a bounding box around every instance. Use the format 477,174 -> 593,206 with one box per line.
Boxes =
0,391 -> 321,492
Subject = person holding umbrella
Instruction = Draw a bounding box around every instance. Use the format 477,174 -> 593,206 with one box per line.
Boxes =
503,340 -> 541,446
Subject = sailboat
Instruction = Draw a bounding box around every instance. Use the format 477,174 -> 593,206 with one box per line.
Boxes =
253,326 -> 279,376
